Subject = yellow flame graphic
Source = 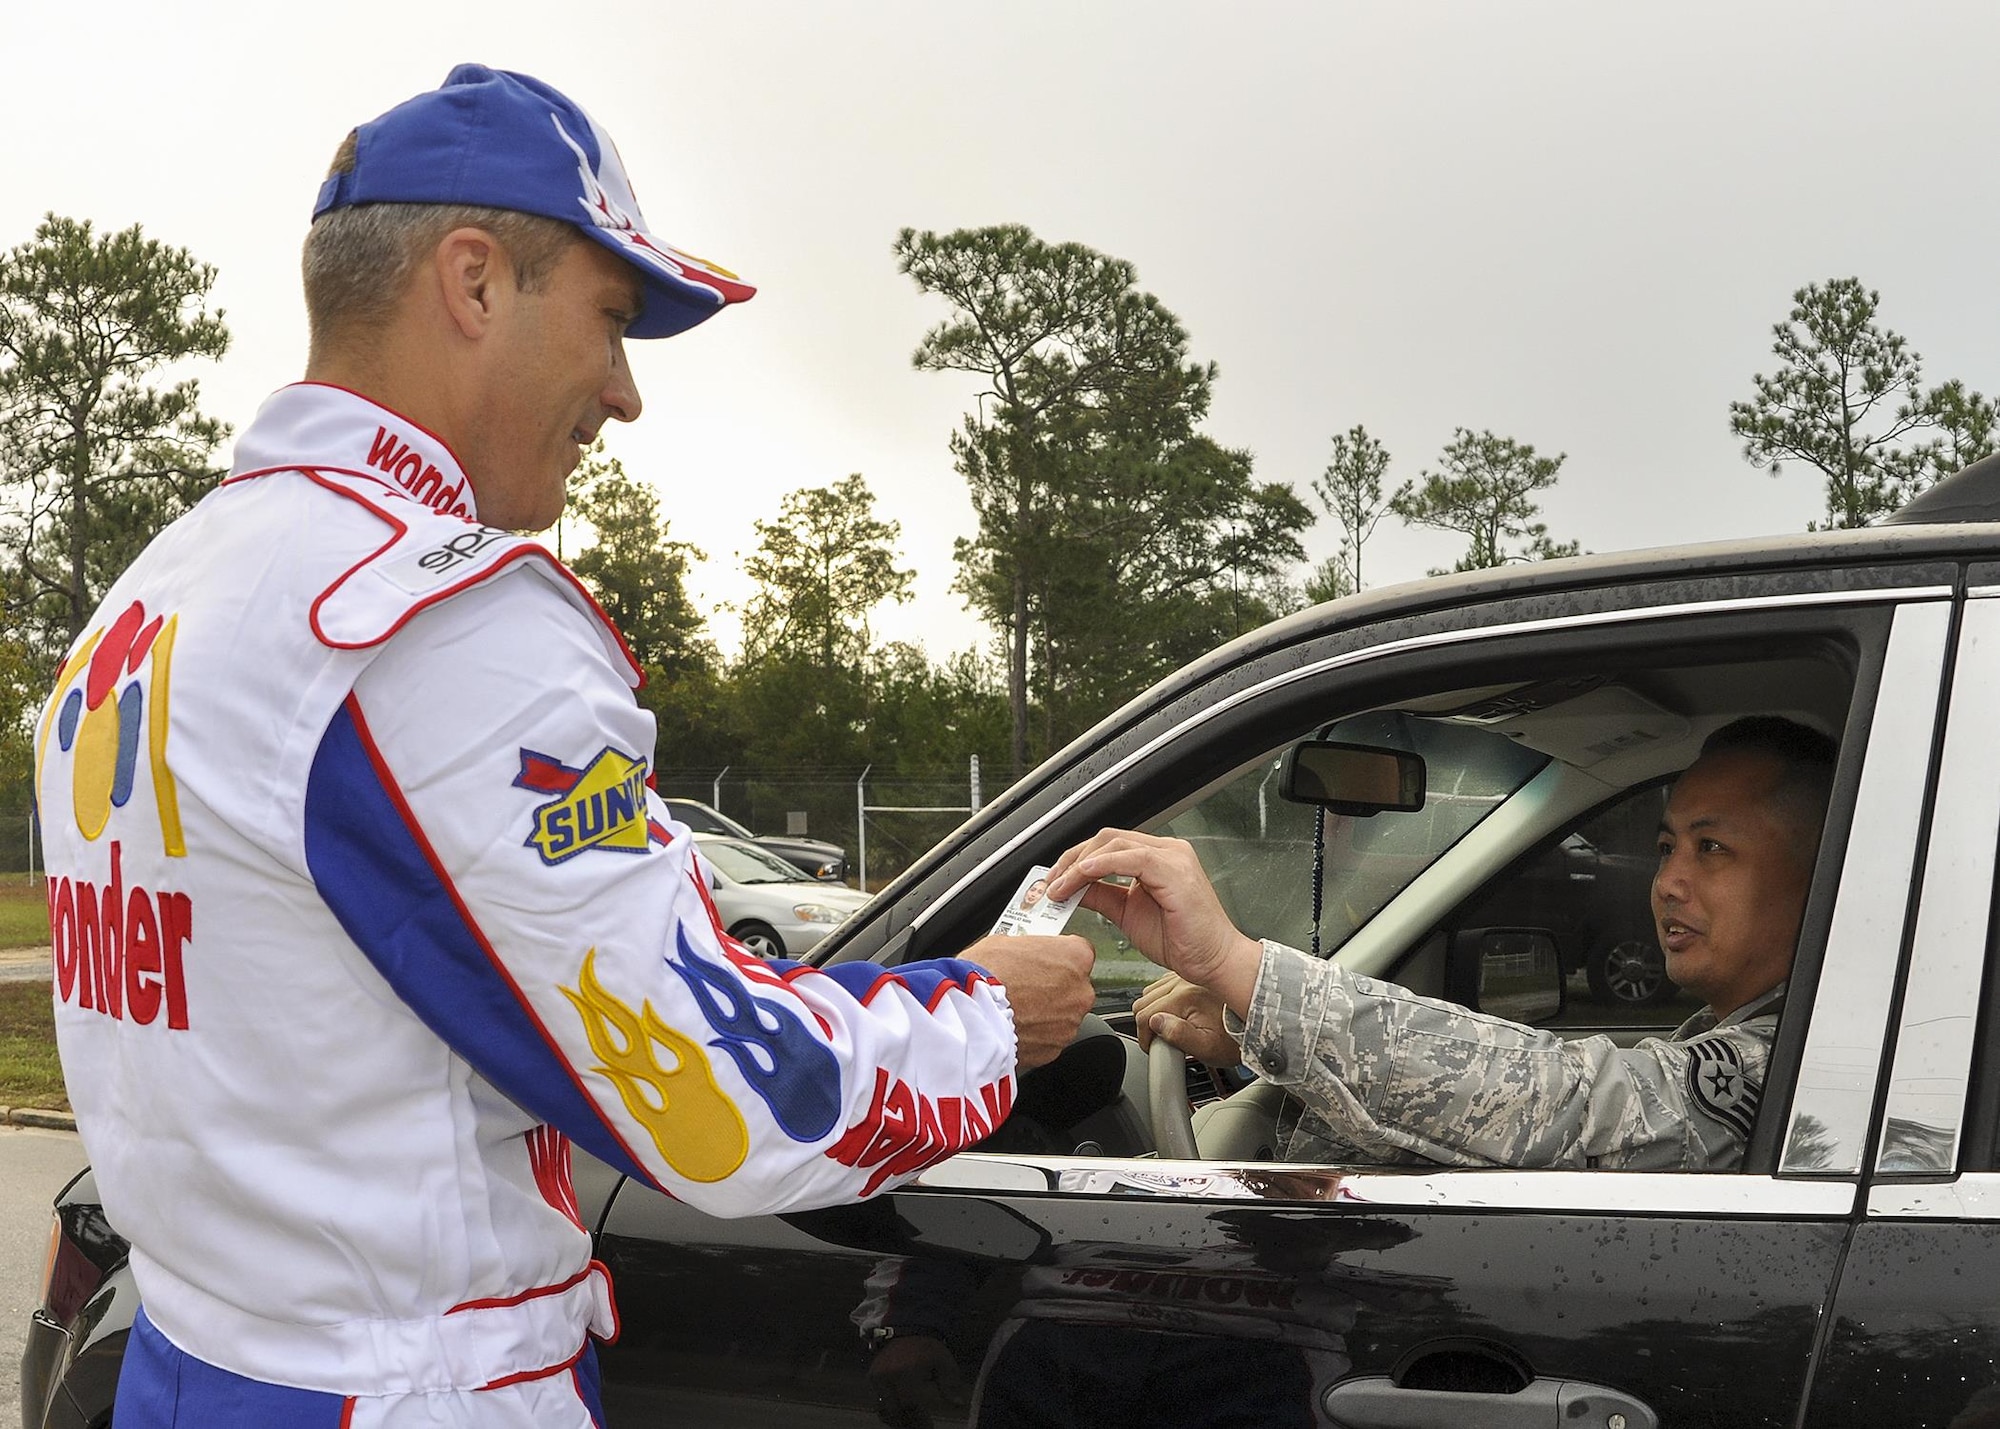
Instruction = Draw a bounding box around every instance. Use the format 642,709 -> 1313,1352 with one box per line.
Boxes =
560,949 -> 747,1183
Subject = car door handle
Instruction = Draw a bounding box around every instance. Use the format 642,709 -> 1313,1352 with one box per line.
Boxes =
1323,1376 -> 1657,1429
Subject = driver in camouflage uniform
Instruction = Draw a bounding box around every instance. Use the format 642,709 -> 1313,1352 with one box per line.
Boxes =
1046,717 -> 1835,1170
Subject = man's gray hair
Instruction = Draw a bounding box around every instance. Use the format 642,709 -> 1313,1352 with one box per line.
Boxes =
301,131 -> 577,352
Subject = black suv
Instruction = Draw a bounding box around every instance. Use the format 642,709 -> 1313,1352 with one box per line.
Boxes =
28,469 -> 2000,1429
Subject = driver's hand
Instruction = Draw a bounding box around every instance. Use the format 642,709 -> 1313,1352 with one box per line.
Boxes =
1045,829 -> 1264,1014
1133,973 -> 1241,1066
868,1332 -> 965,1427
959,934 -> 1095,1071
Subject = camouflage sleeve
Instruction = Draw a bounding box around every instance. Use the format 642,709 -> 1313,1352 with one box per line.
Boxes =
1233,942 -> 1773,1170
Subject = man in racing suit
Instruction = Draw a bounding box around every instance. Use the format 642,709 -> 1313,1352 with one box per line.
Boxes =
36,66 -> 1092,1428
1045,717 -> 1834,1170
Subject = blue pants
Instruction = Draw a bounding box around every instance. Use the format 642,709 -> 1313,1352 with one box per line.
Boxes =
115,1307 -> 606,1427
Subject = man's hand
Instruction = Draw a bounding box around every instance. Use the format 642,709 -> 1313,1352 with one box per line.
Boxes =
1045,829 -> 1264,1016
960,934 -> 1095,1071
1132,973 -> 1241,1066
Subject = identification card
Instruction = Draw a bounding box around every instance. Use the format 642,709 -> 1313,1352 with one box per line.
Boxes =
989,864 -> 1083,937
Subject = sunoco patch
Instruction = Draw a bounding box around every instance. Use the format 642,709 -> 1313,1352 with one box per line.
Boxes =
515,746 -> 651,865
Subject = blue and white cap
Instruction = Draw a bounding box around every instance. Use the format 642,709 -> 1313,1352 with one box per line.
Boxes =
314,64 -> 754,339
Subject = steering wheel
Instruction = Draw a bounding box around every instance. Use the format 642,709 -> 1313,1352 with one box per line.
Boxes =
1147,1038 -> 1200,1158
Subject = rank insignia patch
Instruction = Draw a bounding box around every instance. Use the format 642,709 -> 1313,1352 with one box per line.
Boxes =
1685,1034 -> 1760,1139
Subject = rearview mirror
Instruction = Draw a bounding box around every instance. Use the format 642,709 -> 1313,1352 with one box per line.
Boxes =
1279,740 -> 1426,815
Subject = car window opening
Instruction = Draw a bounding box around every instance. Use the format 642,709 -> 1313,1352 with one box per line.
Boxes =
1028,637 -> 1861,1181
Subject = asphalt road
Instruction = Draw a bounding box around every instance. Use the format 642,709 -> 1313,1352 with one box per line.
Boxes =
0,1127 -> 88,1417
0,949 -> 50,984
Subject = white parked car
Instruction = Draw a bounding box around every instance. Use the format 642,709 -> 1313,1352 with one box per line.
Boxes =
692,833 -> 872,957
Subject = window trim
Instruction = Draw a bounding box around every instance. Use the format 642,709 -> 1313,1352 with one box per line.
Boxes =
1868,1172 -> 2000,1219
896,591 -> 1941,1207
917,1153 -> 1860,1217
1870,597 -> 2000,1176
1780,602 -> 1953,1176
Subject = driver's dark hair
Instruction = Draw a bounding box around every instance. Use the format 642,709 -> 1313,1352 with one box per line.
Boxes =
1696,716 -> 1838,861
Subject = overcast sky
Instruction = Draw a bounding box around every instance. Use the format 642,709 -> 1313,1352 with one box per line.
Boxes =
6,1 -> 1994,658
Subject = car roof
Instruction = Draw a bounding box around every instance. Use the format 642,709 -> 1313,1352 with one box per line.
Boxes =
916,517 -> 1982,866
1883,452 -> 2000,525
1117,519 -> 1992,725
845,493 -> 2000,925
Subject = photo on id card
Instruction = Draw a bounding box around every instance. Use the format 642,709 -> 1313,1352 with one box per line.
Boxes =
991,864 -> 1083,937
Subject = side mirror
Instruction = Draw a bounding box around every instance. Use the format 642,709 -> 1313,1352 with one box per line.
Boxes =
1279,740 -> 1426,815
1448,927 -> 1565,1025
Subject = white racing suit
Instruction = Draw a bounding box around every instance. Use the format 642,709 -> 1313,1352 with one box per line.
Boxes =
34,383 -> 1019,1427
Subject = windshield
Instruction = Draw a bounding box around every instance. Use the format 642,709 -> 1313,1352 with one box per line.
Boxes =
1079,712 -> 1550,1014
702,839 -> 808,884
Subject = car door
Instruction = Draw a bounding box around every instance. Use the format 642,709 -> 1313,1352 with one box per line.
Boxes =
1801,588 -> 2000,1428
596,570 -> 1952,1429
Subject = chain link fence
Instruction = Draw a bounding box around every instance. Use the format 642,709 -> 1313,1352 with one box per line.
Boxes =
0,802 -> 38,876
654,764 -> 986,891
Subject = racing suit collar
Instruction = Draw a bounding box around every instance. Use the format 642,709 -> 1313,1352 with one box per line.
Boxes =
232,384 -> 479,523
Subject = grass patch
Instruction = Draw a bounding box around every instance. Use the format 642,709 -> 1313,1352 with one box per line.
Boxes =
0,872 -> 50,948
0,981 -> 67,1111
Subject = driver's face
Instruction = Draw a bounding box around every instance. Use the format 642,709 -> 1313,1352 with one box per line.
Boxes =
1652,750 -> 1812,1017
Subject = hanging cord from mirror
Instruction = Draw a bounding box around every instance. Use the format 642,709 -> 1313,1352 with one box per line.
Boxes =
1310,811 -> 1325,959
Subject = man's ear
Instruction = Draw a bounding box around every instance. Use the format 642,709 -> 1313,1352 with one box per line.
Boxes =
433,227 -> 513,340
